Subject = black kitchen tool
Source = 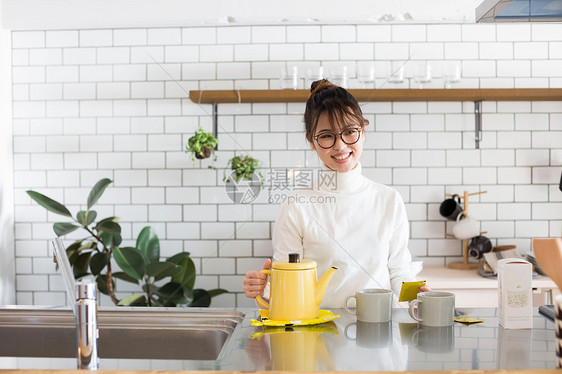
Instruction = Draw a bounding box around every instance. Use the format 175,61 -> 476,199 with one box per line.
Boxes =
538,304 -> 554,322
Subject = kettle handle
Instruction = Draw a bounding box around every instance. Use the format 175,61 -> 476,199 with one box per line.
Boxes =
255,269 -> 271,309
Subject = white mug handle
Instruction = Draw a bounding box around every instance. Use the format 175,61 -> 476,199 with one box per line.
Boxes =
344,295 -> 356,315
409,328 -> 421,346
344,322 -> 357,340
409,299 -> 423,322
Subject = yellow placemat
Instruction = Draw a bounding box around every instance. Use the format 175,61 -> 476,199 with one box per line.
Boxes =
398,280 -> 426,302
250,309 -> 339,327
250,321 -> 338,339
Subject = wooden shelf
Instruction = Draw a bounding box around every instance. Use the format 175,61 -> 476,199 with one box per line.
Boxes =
192,88 -> 562,149
189,88 -> 562,104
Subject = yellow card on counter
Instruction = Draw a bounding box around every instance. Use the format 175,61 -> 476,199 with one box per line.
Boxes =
454,315 -> 485,325
398,280 -> 426,302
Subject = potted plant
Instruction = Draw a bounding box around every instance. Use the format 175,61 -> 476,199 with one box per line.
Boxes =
27,178 -> 227,307
224,154 -> 264,188
186,126 -> 218,160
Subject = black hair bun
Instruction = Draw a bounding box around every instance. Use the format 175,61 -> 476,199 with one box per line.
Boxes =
310,79 -> 336,93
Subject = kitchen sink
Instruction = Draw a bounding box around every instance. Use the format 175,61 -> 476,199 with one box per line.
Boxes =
0,307 -> 244,361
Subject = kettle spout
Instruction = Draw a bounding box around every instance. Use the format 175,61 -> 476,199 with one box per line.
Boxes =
315,266 -> 337,307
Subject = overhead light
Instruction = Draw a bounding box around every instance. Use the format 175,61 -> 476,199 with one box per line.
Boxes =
476,0 -> 562,22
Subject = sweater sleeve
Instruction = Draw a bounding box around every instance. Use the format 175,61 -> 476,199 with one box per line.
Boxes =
387,192 -> 416,295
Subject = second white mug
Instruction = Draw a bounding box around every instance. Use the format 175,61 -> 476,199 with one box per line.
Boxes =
408,291 -> 455,327
345,288 -> 392,323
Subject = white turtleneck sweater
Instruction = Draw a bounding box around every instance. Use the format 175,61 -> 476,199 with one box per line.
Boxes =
271,163 -> 416,309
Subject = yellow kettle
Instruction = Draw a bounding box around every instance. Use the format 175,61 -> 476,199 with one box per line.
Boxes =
256,253 -> 337,321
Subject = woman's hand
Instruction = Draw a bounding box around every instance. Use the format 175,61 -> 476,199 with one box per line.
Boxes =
245,335 -> 272,368
419,285 -> 432,292
243,259 -> 271,298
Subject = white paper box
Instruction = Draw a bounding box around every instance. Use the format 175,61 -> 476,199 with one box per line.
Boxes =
497,258 -> 532,329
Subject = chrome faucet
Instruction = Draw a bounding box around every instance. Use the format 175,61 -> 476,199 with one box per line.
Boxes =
76,280 -> 99,370
51,238 -> 76,310
52,238 -> 99,370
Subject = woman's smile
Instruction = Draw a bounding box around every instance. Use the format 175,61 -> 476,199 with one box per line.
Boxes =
332,151 -> 353,162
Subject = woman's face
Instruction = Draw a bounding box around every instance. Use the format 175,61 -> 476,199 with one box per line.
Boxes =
310,112 -> 365,173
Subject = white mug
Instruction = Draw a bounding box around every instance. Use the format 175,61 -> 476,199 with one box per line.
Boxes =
409,291 -> 455,327
345,288 -> 392,323
452,213 -> 480,240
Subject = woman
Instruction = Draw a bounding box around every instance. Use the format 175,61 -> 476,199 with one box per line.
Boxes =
244,79 -> 429,308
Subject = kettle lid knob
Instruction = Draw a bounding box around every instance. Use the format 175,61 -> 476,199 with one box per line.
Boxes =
288,253 -> 300,263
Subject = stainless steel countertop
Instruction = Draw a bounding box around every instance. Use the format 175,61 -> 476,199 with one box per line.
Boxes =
0,307 -> 558,371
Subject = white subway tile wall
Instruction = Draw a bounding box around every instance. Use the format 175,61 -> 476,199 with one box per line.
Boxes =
11,23 -> 562,307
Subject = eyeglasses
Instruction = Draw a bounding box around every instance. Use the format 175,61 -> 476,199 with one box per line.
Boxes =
313,127 -> 362,149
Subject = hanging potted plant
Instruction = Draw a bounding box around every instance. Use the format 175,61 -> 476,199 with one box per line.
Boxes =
224,154 -> 264,188
186,126 -> 218,160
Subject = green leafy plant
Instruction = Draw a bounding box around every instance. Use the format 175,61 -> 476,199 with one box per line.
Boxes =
223,154 -> 264,188
27,179 -> 227,307
186,126 -> 218,161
